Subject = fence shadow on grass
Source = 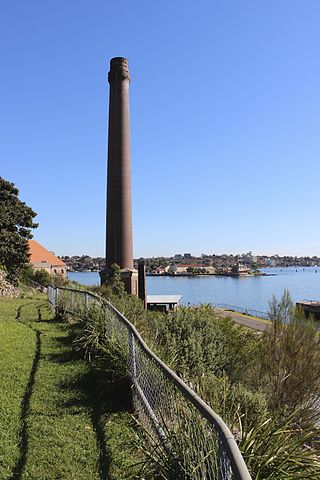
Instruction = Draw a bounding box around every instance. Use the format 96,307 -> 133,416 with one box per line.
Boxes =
12,302 -> 133,480
54,326 -> 132,480
11,304 -> 42,480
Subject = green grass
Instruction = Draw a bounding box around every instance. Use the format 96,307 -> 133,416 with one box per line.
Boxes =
0,294 -> 145,480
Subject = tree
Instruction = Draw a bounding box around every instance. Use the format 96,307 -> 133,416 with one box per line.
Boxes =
0,177 -> 38,282
100,263 -> 125,298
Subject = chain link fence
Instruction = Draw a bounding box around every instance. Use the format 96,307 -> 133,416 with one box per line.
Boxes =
48,285 -> 252,480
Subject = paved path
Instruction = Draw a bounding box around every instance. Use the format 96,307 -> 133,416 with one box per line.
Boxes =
217,308 -> 271,332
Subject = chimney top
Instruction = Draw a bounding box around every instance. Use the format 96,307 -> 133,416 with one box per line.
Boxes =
108,57 -> 130,82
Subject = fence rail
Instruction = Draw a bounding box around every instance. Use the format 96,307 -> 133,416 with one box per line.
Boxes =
26,278 -> 48,293
214,303 -> 268,320
48,285 -> 252,480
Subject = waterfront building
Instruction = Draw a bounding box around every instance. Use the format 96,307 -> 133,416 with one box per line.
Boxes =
231,263 -> 252,275
28,240 -> 66,276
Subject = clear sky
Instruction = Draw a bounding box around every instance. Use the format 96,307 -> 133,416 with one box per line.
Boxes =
1,1 -> 320,258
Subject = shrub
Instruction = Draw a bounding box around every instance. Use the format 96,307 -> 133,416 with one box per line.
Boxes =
257,290 -> 320,415
152,306 -> 228,377
197,373 -> 269,432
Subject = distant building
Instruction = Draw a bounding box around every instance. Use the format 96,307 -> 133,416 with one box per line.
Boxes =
231,263 -> 252,275
170,264 -> 216,275
174,254 -> 182,261
28,240 -> 66,277
154,266 -> 170,274
184,253 -> 192,260
267,258 -> 277,267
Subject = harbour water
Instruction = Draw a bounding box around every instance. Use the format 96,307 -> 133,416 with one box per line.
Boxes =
68,267 -> 320,313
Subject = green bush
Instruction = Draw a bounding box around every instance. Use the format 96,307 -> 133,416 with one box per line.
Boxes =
151,305 -> 259,381
256,290 -> 320,416
197,373 -> 269,431
153,306 -> 228,376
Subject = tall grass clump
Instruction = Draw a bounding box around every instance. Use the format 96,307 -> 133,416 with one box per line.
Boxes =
240,411 -> 320,479
75,303 -> 129,383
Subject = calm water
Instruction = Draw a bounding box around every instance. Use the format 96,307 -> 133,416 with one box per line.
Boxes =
68,267 -> 320,313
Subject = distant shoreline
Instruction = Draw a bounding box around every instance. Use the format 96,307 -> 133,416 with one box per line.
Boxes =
67,270 -> 270,278
146,272 -> 268,278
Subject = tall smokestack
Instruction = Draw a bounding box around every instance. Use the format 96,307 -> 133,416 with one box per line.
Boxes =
105,57 -> 133,271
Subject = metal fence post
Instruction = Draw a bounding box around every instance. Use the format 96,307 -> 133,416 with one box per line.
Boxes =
71,291 -> 74,312
55,287 -> 59,317
218,437 -> 233,480
129,332 -> 137,381
85,292 -> 89,310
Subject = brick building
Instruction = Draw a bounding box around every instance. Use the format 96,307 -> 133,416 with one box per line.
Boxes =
28,240 -> 66,277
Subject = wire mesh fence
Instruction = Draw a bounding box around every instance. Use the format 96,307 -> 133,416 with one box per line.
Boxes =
48,285 -> 252,480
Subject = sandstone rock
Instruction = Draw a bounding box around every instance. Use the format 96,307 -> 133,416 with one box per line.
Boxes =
0,270 -> 20,298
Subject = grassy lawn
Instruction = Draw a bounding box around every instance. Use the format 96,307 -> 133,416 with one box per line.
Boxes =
0,294 -> 145,480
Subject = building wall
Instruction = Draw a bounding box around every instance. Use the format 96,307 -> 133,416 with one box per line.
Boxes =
32,263 -> 66,277
33,265 -> 51,274
50,265 -> 66,276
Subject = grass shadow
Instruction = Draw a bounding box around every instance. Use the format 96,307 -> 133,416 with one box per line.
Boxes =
10,301 -> 62,479
10,303 -> 42,480
11,301 -> 134,480
54,325 -> 132,480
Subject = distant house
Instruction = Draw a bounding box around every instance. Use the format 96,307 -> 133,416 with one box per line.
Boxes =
28,240 -> 67,277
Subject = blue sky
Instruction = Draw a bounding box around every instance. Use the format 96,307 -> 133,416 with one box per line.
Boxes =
1,1 -> 320,258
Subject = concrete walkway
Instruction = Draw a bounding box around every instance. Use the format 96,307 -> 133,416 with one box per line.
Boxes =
217,308 -> 271,332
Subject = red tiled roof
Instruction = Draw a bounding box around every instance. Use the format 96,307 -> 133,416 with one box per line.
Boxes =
28,240 -> 66,267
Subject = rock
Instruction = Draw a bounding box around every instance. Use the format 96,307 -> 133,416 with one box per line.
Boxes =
0,270 -> 20,298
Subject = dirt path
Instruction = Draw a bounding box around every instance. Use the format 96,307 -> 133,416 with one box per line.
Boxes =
217,308 -> 271,331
